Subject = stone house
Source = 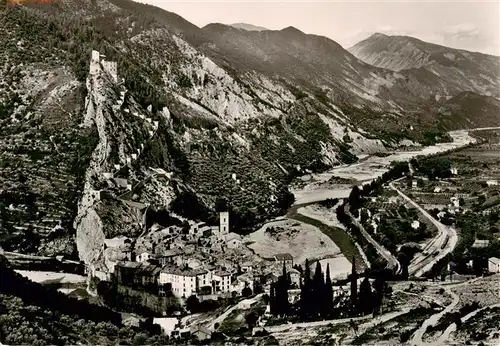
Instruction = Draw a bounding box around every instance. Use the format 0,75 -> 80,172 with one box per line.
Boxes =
225,233 -> 243,249
274,253 -> 293,268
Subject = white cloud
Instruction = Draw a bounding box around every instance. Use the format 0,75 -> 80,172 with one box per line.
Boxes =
442,24 -> 480,37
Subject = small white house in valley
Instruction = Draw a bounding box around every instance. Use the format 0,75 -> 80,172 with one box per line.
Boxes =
472,239 -> 490,249
488,257 -> 500,273
450,167 -> 458,175
289,268 -> 301,287
411,220 -> 420,230
486,180 -> 498,186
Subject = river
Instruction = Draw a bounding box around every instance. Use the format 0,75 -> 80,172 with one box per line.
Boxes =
291,128 -> 497,205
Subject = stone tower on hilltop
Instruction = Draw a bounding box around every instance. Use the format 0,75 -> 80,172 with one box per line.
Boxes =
219,211 -> 229,235
89,50 -> 118,83
102,60 -> 118,83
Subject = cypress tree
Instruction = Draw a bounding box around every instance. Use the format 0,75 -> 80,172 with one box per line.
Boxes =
313,262 -> 323,289
312,262 -> 324,317
373,273 -> 385,315
303,259 -> 311,286
350,256 -> 358,315
358,277 -> 373,315
274,262 -> 290,316
300,259 -> 312,320
269,281 -> 277,315
282,261 -> 290,290
323,264 -> 334,318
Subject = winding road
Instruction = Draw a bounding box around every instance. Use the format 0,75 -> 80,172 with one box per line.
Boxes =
266,314 -> 372,334
347,208 -> 401,274
389,182 -> 458,277
409,277 -> 486,346
410,286 -> 460,346
434,303 -> 500,345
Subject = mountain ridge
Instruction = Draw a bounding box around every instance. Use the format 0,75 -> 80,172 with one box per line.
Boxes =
230,22 -> 268,31
349,32 -> 500,99
355,32 -> 500,58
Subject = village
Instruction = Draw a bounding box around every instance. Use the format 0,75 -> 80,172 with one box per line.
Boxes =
89,211 -> 301,298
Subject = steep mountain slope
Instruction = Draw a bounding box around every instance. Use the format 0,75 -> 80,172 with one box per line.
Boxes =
0,0 -> 499,265
435,92 -> 500,130
199,24 -> 400,110
197,24 -> 500,133
349,33 -> 500,98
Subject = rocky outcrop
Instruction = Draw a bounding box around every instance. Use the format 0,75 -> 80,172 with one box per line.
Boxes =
74,50 -> 173,265
74,53 -> 110,265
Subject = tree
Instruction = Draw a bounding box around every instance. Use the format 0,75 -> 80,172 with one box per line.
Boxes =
358,277 -> 373,316
300,259 -> 312,319
350,256 -> 358,315
349,185 -> 362,210
242,286 -> 252,297
185,295 -> 200,313
269,282 -> 277,315
322,264 -> 334,318
373,273 -> 386,315
312,261 -> 324,318
245,311 -> 259,330
360,209 -> 370,224
274,262 -> 290,316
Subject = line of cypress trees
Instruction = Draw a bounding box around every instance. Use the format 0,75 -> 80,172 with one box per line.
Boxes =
270,261 -> 290,317
299,259 -> 334,320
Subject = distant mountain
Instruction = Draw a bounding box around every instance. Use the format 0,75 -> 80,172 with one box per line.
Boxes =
349,33 -> 500,98
199,24 -> 405,111
230,23 -> 268,31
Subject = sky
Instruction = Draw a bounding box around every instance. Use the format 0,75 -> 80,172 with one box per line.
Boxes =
141,0 -> 500,55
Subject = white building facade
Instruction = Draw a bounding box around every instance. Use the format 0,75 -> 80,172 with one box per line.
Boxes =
136,252 -> 150,263
212,271 -> 231,293
159,268 -> 211,298
488,257 -> 500,273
